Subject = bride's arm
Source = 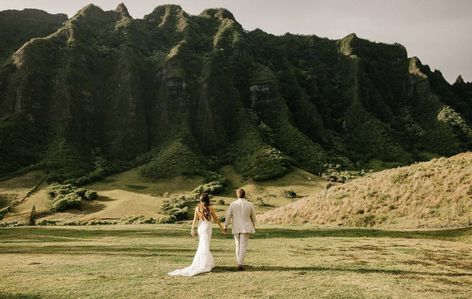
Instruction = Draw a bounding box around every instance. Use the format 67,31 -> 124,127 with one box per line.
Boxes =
191,207 -> 198,237
210,207 -> 225,232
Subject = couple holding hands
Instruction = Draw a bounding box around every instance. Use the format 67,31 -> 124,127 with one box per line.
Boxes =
169,189 -> 256,276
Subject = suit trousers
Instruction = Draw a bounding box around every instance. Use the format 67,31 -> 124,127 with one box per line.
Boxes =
233,233 -> 250,265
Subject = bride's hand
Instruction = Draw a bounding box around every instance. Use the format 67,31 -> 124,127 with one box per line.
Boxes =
191,229 -> 196,237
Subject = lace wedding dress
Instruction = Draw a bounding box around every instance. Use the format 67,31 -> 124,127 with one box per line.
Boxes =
168,220 -> 215,276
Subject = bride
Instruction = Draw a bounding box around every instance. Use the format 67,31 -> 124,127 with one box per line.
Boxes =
168,193 -> 225,276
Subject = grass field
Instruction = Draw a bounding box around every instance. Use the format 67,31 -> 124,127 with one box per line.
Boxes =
1,224 -> 471,298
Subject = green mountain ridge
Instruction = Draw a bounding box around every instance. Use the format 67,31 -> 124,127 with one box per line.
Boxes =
0,4 -> 471,184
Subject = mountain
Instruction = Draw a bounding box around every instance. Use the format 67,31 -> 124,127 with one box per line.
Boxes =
0,4 -> 471,184
259,152 -> 472,228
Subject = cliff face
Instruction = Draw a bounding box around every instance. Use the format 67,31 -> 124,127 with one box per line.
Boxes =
0,4 -> 470,183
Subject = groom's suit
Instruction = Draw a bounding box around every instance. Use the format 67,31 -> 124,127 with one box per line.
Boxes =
224,198 -> 256,265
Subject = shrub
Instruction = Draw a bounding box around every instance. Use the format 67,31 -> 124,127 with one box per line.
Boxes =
84,190 -> 98,200
160,196 -> 195,223
0,206 -> 9,220
37,219 -> 60,226
192,181 -> 224,197
217,199 -> 225,205
75,188 -> 87,197
159,215 -> 177,224
170,206 -> 189,221
52,195 -> 81,212
28,205 -> 36,225
283,190 -> 297,199
47,184 -> 99,212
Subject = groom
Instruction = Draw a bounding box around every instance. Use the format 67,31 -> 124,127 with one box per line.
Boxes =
224,188 -> 256,271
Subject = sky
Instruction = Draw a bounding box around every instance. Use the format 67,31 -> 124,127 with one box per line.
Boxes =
1,0 -> 471,83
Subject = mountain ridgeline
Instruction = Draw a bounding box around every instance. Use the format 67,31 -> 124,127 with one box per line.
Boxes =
0,4 -> 471,184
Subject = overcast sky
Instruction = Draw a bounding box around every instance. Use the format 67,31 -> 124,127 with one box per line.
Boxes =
1,0 -> 471,83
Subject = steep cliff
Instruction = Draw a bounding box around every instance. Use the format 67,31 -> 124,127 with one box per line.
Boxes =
0,4 -> 470,183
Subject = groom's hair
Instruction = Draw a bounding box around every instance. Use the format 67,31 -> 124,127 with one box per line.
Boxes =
236,188 -> 245,198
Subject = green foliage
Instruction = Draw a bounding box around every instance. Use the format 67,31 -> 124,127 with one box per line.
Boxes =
160,196 -> 195,223
192,181 -> 224,196
140,139 -> 206,180
119,216 -> 157,225
28,205 -> 36,226
0,9 -> 67,60
47,184 -> 98,212
283,190 -> 297,199
0,206 -> 9,220
52,193 -> 82,212
192,171 -> 227,196
84,190 -> 98,200
0,5 -> 471,185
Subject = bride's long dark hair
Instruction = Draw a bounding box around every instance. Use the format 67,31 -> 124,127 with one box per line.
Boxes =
198,193 -> 211,221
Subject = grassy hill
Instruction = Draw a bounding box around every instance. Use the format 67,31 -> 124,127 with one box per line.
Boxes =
0,166 -> 325,225
260,152 -> 472,228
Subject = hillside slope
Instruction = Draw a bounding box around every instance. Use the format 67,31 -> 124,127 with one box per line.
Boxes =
1,165 -> 324,224
0,4 -> 471,184
260,152 -> 472,228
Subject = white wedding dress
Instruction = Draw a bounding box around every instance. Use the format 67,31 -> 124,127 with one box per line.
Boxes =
168,220 -> 215,276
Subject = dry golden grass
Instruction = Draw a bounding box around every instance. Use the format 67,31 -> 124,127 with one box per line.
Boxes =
260,152 -> 472,229
0,170 -> 46,204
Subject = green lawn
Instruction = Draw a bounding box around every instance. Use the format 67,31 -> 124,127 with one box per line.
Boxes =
0,225 -> 471,298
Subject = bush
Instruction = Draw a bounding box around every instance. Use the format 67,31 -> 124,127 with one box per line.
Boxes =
75,188 -> 87,197
0,206 -> 10,220
28,205 -> 36,225
159,215 -> 177,224
192,181 -> 224,196
84,190 -> 98,200
52,195 -> 81,212
47,184 -> 99,212
160,196 -> 195,223
37,219 -> 60,226
283,190 -> 297,199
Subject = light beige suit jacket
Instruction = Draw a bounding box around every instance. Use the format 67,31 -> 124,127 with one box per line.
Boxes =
224,198 -> 256,234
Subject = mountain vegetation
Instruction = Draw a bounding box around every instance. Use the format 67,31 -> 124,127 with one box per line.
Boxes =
0,4 -> 471,184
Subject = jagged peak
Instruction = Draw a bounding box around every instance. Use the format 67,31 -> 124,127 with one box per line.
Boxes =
76,3 -> 104,15
342,33 -> 358,40
144,4 -> 189,32
115,3 -> 131,18
408,56 -> 429,78
338,33 -> 358,56
409,56 -> 423,67
144,4 -> 184,19
144,4 -> 189,30
200,8 -> 236,21
455,75 -> 465,84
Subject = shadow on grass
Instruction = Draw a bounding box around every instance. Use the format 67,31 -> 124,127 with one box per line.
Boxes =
212,265 -> 472,277
0,226 -> 470,243
0,244 -> 227,257
253,227 -> 472,241
0,293 -> 41,299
